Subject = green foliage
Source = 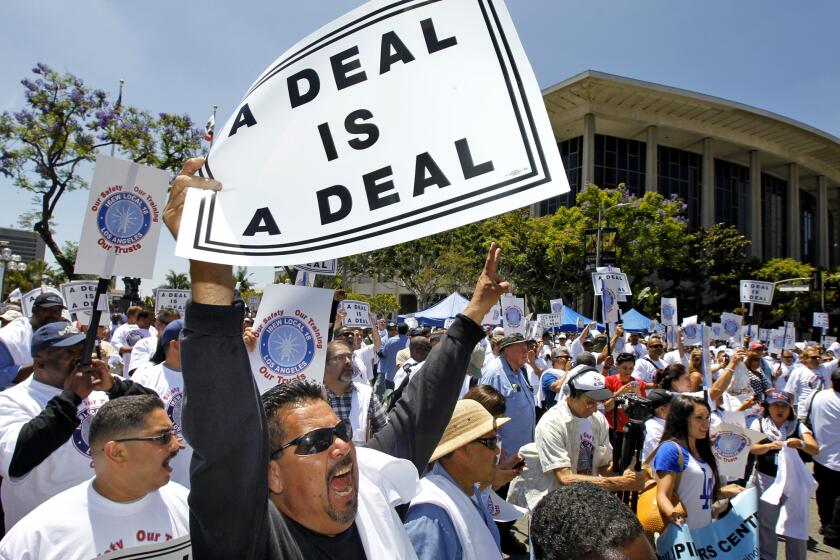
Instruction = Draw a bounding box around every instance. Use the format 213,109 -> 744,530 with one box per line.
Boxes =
368,293 -> 400,316
164,270 -> 190,289
755,258 -> 816,320
234,267 -> 254,292
0,64 -> 202,279
4,259 -> 65,294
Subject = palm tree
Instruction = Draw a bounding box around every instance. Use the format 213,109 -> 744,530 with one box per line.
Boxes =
164,270 -> 190,289
234,267 -> 254,292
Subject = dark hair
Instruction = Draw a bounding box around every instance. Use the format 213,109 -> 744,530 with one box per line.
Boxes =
762,400 -> 795,422
657,364 -> 687,390
659,395 -> 720,500
261,381 -> 324,452
137,309 -> 154,321
397,323 -> 409,335
150,339 -> 167,366
575,352 -> 596,367
463,384 -> 506,417
531,483 -> 648,559
615,352 -> 636,366
429,332 -> 443,345
89,394 -> 165,450
409,336 -> 432,358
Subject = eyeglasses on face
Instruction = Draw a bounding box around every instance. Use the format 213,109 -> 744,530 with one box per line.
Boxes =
649,344 -> 664,349
471,436 -> 498,450
113,429 -> 175,446
271,419 -> 353,458
327,353 -> 353,364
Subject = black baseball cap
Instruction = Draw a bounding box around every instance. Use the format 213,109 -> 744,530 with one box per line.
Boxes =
33,293 -> 65,309
30,322 -> 84,357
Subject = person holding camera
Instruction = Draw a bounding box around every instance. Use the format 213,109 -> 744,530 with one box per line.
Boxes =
603,352 -> 647,437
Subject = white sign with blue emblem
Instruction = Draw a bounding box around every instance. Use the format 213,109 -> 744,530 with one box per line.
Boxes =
248,283 -> 333,393
710,421 -> 765,479
75,154 -> 169,278
660,297 -> 678,326
720,312 -> 743,340
500,294 -> 525,336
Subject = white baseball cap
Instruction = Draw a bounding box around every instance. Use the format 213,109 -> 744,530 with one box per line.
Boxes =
569,368 -> 613,402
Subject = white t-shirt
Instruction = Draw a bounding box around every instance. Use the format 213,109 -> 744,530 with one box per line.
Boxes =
130,363 -> 191,488
811,389 -> 840,471
653,441 -> 714,530
0,479 -> 189,560
0,377 -> 109,530
0,317 -> 32,368
642,416 -> 666,462
632,357 -> 664,385
353,344 -> 379,384
111,324 -> 152,376
128,335 -> 158,376
785,361 -> 839,419
662,350 -> 688,367
575,417 -> 595,475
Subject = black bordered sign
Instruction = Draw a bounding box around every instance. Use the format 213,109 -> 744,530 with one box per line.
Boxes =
178,0 -> 567,265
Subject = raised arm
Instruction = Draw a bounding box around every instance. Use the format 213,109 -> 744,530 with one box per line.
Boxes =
367,243 -> 508,472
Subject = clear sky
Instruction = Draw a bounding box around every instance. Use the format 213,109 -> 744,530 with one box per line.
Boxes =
2,0 -> 838,295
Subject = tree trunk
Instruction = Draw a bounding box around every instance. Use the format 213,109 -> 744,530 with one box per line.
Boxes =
33,220 -> 76,280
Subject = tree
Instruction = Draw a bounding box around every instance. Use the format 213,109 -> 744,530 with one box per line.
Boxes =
164,270 -> 190,289
368,293 -> 400,317
0,64 -> 202,279
4,259 -> 64,294
234,267 -> 254,292
755,258 -> 816,321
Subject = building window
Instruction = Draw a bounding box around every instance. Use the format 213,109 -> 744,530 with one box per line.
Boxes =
593,134 -> 646,195
539,137 -> 582,215
801,190 -> 816,264
761,173 -> 788,260
714,160 -> 749,236
658,146 -> 701,230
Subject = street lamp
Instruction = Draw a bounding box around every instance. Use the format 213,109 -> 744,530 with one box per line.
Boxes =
0,243 -> 23,301
592,201 -> 633,321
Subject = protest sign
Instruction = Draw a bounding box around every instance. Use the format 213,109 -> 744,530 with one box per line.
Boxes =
576,317 -> 585,330
647,320 -> 658,334
21,286 -> 63,318
720,312 -> 743,339
93,535 -> 191,560
656,487 -> 758,560
248,284 -> 332,392
339,300 -> 372,327
710,322 -> 724,340
294,260 -> 337,276
293,270 -> 316,287
549,298 -> 564,314
741,324 -> 757,341
739,279 -> 775,305
814,312 -> 829,329
758,328 -> 769,342
600,279 -> 619,324
247,295 -> 262,314
660,297 -> 678,326
826,336 -> 838,345
482,304 -> 501,326
443,318 -> 456,329
537,313 -> 562,329
711,422 -> 766,480
154,289 -> 190,314
527,320 -> 542,340
501,294 -> 526,336
75,154 -> 169,278
176,0 -> 568,266
60,281 -> 108,317
783,321 -> 796,349
768,327 -> 785,355
592,271 -> 631,301
682,320 -> 702,347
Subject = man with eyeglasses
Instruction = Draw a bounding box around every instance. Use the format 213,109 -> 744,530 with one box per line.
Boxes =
165,157 -> 509,560
785,346 -> 840,420
540,347 -> 573,410
773,350 -> 797,389
632,334 -> 667,389
0,395 -> 189,559
0,321 -> 158,531
404,399 -> 510,559
323,338 -> 389,445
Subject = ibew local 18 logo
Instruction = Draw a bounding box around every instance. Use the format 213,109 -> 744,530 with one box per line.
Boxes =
712,430 -> 748,463
661,304 -> 675,321
260,315 -> 316,376
94,186 -> 152,246
72,398 -> 106,458
723,319 -> 739,336
503,305 -> 522,328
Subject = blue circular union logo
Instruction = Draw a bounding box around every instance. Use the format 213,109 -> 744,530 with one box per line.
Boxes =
72,408 -> 96,458
662,305 -> 675,320
260,316 -> 316,376
504,306 -> 522,328
97,192 -> 152,245
166,390 -> 183,436
603,288 -> 616,309
713,431 -> 748,459
723,319 -> 739,336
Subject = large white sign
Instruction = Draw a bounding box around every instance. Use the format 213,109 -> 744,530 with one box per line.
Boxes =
549,298 -> 564,314
536,313 -> 562,329
500,294 -> 526,336
814,312 -> 829,329
294,260 -> 337,276
176,0 -> 567,266
155,289 -> 191,313
660,297 -> 678,326
720,312 -> 743,339
75,154 -> 169,278
739,280 -> 775,305
339,299 -> 372,328
60,281 -> 108,317
592,271 -> 631,301
248,284 -> 333,392
481,303 -> 501,326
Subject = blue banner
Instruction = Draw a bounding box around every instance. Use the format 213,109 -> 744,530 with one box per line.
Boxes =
656,487 -> 758,560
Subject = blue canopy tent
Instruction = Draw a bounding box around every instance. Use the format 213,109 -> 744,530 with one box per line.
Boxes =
403,292 -> 470,327
621,308 -> 652,333
558,305 -> 603,332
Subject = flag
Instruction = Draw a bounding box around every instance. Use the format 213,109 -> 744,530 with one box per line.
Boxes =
114,80 -> 123,116
204,113 -> 215,142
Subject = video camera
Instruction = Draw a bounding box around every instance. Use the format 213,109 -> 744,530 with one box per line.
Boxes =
615,393 -> 654,423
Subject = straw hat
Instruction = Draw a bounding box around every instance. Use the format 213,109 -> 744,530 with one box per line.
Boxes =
430,400 -> 510,462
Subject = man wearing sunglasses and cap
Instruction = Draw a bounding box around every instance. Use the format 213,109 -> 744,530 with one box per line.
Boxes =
509,367 -> 645,510
0,292 -> 67,390
165,158 -> 510,560
404,399 -> 510,559
0,395 -> 189,558
0,321 -> 158,530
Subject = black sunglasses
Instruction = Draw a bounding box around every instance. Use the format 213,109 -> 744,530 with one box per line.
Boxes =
113,429 -> 174,446
472,436 -> 498,450
271,419 -> 353,458
649,344 -> 664,349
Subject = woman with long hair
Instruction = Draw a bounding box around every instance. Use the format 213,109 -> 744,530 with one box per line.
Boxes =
656,364 -> 693,394
653,394 -> 740,529
687,349 -> 704,392
749,392 -> 818,559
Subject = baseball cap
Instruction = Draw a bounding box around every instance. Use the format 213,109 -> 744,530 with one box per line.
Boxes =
492,326 -> 505,336
647,389 -> 673,409
161,319 -> 184,347
0,309 -> 22,322
557,333 -> 568,339
749,342 -> 766,351
30,321 -> 85,357
765,391 -> 791,406
498,333 -> 526,351
429,399 -> 510,462
33,293 -> 65,309
568,368 -> 613,402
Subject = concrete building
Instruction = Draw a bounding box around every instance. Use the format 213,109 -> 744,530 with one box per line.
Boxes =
534,70 -> 840,266
0,227 -> 45,263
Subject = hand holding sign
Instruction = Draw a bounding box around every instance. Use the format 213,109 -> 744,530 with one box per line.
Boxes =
163,158 -> 222,240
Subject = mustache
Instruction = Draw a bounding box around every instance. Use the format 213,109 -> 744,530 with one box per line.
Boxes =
327,455 -> 354,480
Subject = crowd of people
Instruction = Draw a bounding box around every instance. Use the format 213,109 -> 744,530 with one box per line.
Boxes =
0,157 -> 836,558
